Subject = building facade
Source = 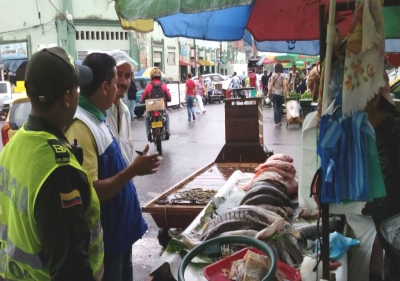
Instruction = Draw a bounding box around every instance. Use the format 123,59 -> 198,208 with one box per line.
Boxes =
0,0 -> 247,82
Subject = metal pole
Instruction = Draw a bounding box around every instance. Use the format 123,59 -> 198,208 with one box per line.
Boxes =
319,0 -> 336,279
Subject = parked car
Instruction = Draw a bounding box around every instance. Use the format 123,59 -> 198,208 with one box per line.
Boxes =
192,73 -> 232,97
1,93 -> 31,146
0,81 -> 20,117
2,91 -> 27,117
132,76 -> 151,117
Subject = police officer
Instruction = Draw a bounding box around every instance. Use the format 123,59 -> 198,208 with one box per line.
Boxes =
0,47 -> 104,280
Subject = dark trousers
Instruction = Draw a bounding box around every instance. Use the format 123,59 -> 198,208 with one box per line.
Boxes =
103,247 -> 133,281
271,94 -> 284,124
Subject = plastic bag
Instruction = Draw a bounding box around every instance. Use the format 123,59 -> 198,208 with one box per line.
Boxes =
329,231 -> 359,260
313,231 -> 359,260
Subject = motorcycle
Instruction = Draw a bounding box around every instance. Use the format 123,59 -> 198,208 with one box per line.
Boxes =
149,110 -> 167,156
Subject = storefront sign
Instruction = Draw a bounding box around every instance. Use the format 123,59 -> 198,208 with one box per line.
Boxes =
0,42 -> 28,60
180,44 -> 187,56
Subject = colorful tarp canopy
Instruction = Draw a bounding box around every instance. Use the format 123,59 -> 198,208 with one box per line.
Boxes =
114,1 -> 400,54
135,67 -> 165,78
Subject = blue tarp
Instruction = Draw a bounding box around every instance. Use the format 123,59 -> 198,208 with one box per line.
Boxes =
157,5 -> 252,41
243,30 -> 400,55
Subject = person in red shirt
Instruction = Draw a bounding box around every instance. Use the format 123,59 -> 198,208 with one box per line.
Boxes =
249,70 -> 257,88
140,68 -> 172,141
185,73 -> 196,122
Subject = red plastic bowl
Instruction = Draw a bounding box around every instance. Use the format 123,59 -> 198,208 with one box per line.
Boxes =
203,247 -> 301,281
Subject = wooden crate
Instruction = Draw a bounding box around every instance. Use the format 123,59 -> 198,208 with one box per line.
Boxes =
142,162 -> 257,229
216,97 -> 267,163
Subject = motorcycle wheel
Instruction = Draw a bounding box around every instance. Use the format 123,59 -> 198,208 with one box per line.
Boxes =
156,135 -> 162,156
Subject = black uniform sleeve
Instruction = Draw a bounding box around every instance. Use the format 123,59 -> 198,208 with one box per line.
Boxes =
34,166 -> 95,281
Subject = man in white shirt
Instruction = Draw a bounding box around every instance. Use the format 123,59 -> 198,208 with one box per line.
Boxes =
256,70 -> 261,92
105,51 -> 137,165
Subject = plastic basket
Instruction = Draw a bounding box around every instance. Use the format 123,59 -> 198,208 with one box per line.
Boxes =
178,236 -> 277,281
203,247 -> 301,281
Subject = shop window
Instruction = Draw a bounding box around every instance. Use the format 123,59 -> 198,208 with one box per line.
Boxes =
125,32 -> 128,40
76,31 -> 79,40
80,31 -> 84,40
120,32 -> 124,40
101,31 -> 104,40
116,32 -> 119,40
91,31 -> 95,40
111,32 -> 114,40
106,32 -> 109,40
96,31 -> 100,40
167,52 -> 175,66
86,31 -> 90,40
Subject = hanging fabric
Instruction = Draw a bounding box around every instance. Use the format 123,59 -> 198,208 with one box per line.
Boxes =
342,0 -> 386,116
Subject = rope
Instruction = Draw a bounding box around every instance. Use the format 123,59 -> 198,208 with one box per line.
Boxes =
171,188 -> 217,204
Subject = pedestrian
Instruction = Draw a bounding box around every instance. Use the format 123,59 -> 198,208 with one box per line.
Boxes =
195,74 -> 206,114
288,65 -> 300,92
128,75 -> 138,120
229,71 -> 241,98
365,73 -> 400,280
267,62 -> 288,126
185,72 -> 196,121
256,69 -> 262,93
240,71 -> 246,87
140,67 -> 172,141
249,70 -> 257,97
296,69 -> 308,94
0,47 -> 104,280
245,74 -> 250,97
261,70 -> 270,95
105,51 -> 137,165
65,52 -> 161,281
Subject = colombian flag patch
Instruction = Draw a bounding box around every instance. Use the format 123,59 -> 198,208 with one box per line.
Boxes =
60,190 -> 82,208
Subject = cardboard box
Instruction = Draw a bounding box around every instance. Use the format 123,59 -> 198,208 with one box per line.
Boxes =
145,98 -> 165,111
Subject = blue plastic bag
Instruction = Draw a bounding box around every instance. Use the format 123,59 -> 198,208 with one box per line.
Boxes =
313,231 -> 360,260
329,231 -> 359,260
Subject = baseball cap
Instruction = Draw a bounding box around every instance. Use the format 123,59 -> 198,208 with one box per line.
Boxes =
107,50 -> 137,72
25,47 -> 93,102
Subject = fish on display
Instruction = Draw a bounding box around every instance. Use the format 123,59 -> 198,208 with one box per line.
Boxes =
239,184 -> 292,207
242,194 -> 285,208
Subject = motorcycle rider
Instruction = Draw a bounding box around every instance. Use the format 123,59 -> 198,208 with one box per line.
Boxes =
140,68 -> 172,142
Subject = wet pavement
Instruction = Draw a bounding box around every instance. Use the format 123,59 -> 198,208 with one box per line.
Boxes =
130,101 -> 303,280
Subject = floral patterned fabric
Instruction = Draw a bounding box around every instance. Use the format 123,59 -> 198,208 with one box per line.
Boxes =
342,0 -> 385,116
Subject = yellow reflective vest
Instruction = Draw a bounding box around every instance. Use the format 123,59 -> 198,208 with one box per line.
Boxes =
0,127 -> 104,280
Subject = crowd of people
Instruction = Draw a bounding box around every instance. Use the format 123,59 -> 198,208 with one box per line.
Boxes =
0,47 -> 161,281
226,64 -> 314,98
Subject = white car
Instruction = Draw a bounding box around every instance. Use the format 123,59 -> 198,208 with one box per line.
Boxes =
192,73 -> 231,95
0,81 -> 25,117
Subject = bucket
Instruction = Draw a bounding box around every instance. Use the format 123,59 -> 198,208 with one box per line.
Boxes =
226,89 -> 232,99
